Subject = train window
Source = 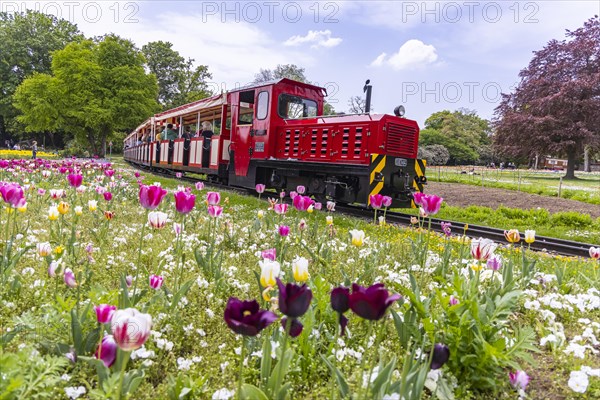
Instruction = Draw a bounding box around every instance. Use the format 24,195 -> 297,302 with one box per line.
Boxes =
256,91 -> 269,120
278,94 -> 317,119
238,90 -> 255,125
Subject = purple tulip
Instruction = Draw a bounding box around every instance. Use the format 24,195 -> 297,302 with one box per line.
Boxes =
261,248 -> 277,261
224,297 -> 278,336
420,194 -> 443,215
206,191 -> 220,206
139,185 -> 168,210
174,190 -> 196,214
441,222 -> 452,237
95,304 -> 117,324
64,268 -> 77,288
276,278 -> 312,318
0,183 -> 24,208
293,195 -> 314,211
67,174 -> 83,188
486,254 -> 502,271
348,283 -> 400,321
125,275 -> 133,287
430,343 -> 450,370
331,287 -> 350,313
369,194 -> 384,209
331,286 -> 350,336
280,317 -> 304,337
278,225 -> 290,237
149,274 -> 164,289
103,192 -> 113,202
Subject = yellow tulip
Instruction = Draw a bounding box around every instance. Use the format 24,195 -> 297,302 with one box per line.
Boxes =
349,229 -> 365,247
326,216 -> 333,225
88,200 -> 97,212
74,206 -> 83,216
504,229 -> 521,243
524,230 -> 535,244
48,206 -> 59,221
259,259 -> 280,287
58,201 -> 69,215
292,257 -> 309,282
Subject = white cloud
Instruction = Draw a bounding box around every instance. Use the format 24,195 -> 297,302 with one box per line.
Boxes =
380,40 -> 438,70
284,30 -> 342,49
369,52 -> 387,67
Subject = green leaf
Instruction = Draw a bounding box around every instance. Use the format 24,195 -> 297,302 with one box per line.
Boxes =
268,349 -> 294,396
119,274 -> 130,309
260,338 -> 272,388
371,357 -> 396,398
320,354 -> 349,398
79,355 -> 110,385
240,384 -> 269,400
170,279 -> 194,310
70,308 -> 83,353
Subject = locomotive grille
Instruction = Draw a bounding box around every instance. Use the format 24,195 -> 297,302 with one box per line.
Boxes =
386,122 -> 416,157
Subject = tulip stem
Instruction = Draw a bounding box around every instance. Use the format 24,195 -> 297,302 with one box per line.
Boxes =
237,336 -> 246,400
117,350 -> 131,400
131,210 -> 149,306
274,318 -> 291,398
175,215 -> 187,291
358,322 -> 373,399
363,322 -> 383,399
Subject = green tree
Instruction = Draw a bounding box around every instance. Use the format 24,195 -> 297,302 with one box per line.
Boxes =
0,11 -> 82,143
14,35 -> 158,156
142,41 -> 212,109
419,109 -> 491,164
254,64 -> 308,83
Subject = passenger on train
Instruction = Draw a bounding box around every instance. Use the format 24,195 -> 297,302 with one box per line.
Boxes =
182,126 -> 193,165
164,123 -> 179,141
201,121 -> 213,168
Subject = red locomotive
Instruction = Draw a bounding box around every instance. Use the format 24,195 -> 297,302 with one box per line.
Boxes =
124,78 -> 426,207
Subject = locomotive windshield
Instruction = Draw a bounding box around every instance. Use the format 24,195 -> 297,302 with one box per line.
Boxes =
278,94 -> 317,119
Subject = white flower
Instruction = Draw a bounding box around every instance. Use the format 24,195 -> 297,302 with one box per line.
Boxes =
212,388 -> 235,400
259,258 -> 281,287
568,370 -> 589,393
65,386 -> 86,399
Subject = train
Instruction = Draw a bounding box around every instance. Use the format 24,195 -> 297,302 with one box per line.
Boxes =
124,78 -> 426,207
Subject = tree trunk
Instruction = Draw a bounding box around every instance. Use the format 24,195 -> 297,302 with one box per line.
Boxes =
583,146 -> 591,172
563,148 -> 577,179
0,115 -> 5,146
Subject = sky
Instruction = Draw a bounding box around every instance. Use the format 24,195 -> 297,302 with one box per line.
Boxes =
3,0 -> 599,126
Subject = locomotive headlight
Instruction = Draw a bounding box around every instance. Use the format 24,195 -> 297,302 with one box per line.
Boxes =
394,105 -> 405,117
375,172 -> 384,181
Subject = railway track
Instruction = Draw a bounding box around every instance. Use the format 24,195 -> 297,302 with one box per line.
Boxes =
131,163 -> 597,259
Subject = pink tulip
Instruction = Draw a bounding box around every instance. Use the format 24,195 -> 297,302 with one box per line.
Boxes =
382,196 -> 393,207
449,295 -> 459,306
280,191 -> 286,199
369,194 -> 384,209
208,205 -> 223,218
314,202 -> 322,210
103,192 -> 113,202
48,261 -> 58,277
134,172 -> 140,178
262,248 -> 277,261
296,185 -> 306,194
589,247 -> 600,260
139,185 -> 167,210
95,304 -> 117,324
289,191 -> 298,199
173,222 -> 182,236
126,275 -> 133,287
509,370 -> 530,391
420,194 -> 443,215
413,192 -> 425,206
274,203 -> 288,215
195,181 -> 205,191
278,225 -> 290,237
176,172 -> 182,178
64,268 -> 77,288
148,211 -> 168,229
174,190 -> 196,214
327,201 -> 336,212
111,308 -> 152,351
206,191 -> 220,206
104,169 -> 115,178
149,274 -> 164,289
67,174 -> 83,188
95,335 -> 118,367
298,219 -> 307,231
37,188 -> 46,196
0,183 -> 24,207
256,184 -> 266,194
293,195 -> 314,211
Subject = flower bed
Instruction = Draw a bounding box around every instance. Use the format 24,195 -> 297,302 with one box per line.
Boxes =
0,158 -> 599,399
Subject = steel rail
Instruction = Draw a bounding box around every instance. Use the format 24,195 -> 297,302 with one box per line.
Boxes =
127,161 -> 596,259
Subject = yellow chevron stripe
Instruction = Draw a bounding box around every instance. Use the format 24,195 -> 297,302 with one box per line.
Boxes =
369,181 -> 384,201
369,155 -> 386,184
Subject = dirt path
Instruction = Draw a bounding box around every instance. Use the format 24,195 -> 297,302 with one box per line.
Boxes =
426,182 -> 600,219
